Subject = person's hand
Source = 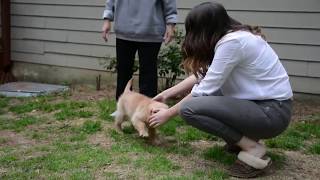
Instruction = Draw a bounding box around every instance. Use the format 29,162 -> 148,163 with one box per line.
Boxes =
102,20 -> 111,42
163,24 -> 175,45
153,92 -> 167,103
149,108 -> 171,128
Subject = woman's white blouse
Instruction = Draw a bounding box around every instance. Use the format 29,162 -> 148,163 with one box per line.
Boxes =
191,31 -> 293,100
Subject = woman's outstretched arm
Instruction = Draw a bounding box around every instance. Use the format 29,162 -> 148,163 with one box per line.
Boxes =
153,75 -> 197,102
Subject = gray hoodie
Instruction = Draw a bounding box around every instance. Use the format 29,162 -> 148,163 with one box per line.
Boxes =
103,0 -> 177,42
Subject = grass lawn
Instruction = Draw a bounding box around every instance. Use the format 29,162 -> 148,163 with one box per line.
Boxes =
0,86 -> 320,179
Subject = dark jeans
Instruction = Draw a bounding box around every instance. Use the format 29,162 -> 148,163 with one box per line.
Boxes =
180,96 -> 292,144
116,38 -> 162,100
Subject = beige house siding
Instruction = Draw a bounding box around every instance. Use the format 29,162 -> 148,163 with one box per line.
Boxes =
10,0 -> 320,94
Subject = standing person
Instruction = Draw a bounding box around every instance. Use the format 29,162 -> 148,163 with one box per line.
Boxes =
148,1 -> 293,178
102,0 -> 177,100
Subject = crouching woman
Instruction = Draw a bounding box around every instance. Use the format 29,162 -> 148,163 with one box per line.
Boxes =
149,1 -> 293,178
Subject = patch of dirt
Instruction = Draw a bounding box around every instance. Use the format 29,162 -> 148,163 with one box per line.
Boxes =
277,151 -> 320,179
240,151 -> 320,180
88,133 -> 113,149
0,130 -> 36,148
7,98 -> 23,106
291,95 -> 320,122
70,85 -> 116,101
190,140 -> 224,150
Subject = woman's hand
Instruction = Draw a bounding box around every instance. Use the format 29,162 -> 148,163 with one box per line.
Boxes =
149,108 -> 171,128
163,24 -> 175,45
102,20 -> 111,42
153,93 -> 167,103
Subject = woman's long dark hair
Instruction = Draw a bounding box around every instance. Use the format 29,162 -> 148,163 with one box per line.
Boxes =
182,1 -> 265,78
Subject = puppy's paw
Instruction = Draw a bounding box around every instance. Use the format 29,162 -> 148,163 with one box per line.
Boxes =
139,131 -> 149,138
115,124 -> 123,133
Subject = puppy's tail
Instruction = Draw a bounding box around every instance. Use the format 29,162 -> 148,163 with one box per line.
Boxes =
124,78 -> 133,93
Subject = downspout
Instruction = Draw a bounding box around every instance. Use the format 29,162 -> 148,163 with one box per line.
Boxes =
1,0 -> 15,84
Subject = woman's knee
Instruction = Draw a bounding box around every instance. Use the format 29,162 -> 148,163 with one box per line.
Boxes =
179,99 -> 196,123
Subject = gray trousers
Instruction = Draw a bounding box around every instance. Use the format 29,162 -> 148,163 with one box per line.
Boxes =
180,96 -> 292,144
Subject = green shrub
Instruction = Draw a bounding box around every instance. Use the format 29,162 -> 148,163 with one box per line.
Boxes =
158,29 -> 185,90
101,29 -> 186,91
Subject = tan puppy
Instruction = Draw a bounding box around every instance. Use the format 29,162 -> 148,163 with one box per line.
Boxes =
114,78 -> 168,144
